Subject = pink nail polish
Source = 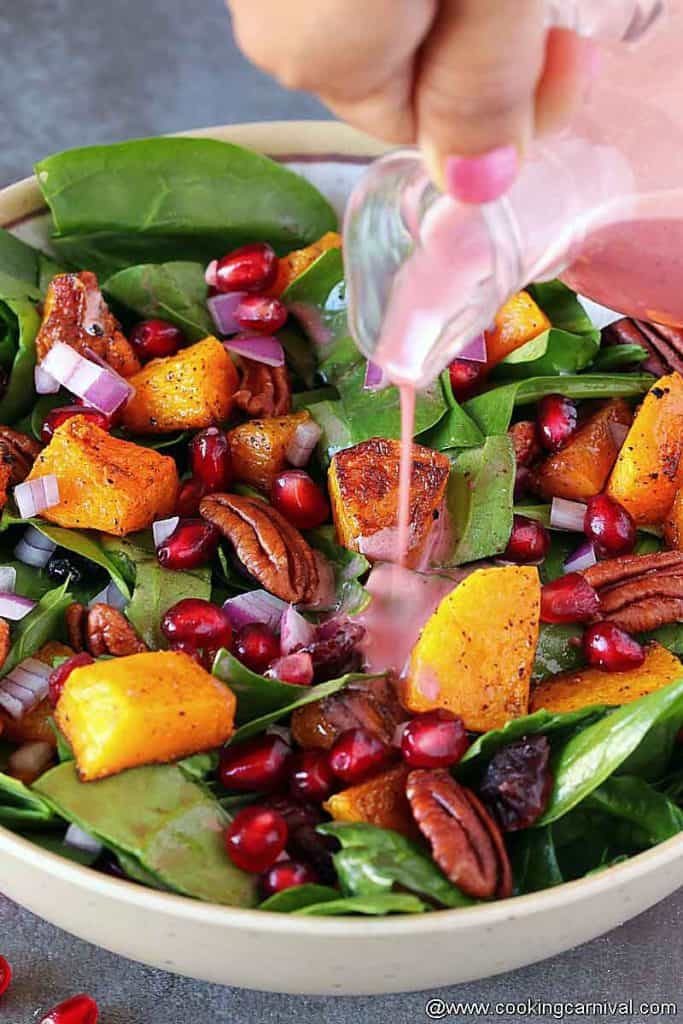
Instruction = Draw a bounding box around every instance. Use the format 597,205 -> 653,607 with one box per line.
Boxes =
445,145 -> 519,204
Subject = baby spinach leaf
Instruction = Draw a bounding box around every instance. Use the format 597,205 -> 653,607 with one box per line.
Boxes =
593,344 -> 649,371
0,273 -> 42,424
0,229 -> 61,295
25,831 -> 101,866
538,677 -> 683,824
0,582 -> 73,679
36,138 -> 337,277
510,826 -> 564,894
586,775 -> 683,845
528,281 -> 600,339
640,622 -> 683,655
278,326 -> 317,388
306,525 -> 370,615
0,771 -> 57,827
441,435 -> 515,565
294,893 -> 426,916
307,399 -> 352,460
259,884 -> 340,913
532,623 -> 584,682
126,558 -> 211,649
420,370 -> 485,451
283,248 -> 348,348
104,261 -> 213,342
515,503 -> 552,527
494,329 -> 600,379
34,761 -> 257,906
178,752 -> 219,782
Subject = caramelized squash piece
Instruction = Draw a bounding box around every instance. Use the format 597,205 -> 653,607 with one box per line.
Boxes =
485,291 -> 551,369
324,763 -> 419,840
228,411 -> 314,492
0,642 -> 73,747
607,373 -> 683,525
56,650 -> 236,781
328,438 -> 450,569
268,231 -> 342,296
530,642 -> 682,713
664,487 -> 683,550
122,336 -> 239,434
27,417 -> 179,536
404,566 -> 540,732
531,400 -> 633,502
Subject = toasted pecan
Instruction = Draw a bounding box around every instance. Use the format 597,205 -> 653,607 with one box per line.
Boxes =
604,597 -> 683,633
66,602 -> 147,656
291,673 -> 406,750
599,572 -> 683,613
582,551 -> 683,589
0,426 -> 42,485
66,603 -> 87,652
233,358 -> 291,418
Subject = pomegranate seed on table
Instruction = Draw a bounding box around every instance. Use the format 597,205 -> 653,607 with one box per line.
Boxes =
129,319 -> 184,361
269,652 -> 315,686
161,598 -> 232,650
271,470 -> 330,530
175,477 -> 206,516
289,749 -> 335,802
41,405 -> 111,443
0,954 -> 11,996
225,805 -> 288,873
448,359 -> 485,401
189,427 -> 232,492
584,494 -> 636,557
38,993 -> 99,1024
401,711 -> 469,769
582,621 -> 645,671
537,394 -> 578,452
261,859 -> 318,896
234,294 -> 288,334
48,653 -> 95,706
157,519 -> 219,570
215,242 -> 278,294
328,728 -> 395,785
234,623 -> 281,674
540,573 -> 601,623
502,515 -> 550,564
219,733 -> 293,792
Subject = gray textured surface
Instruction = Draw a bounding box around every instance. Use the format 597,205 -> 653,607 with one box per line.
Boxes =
0,1 -> 681,1021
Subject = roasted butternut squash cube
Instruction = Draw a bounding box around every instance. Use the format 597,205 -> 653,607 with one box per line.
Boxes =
121,336 -> 239,434
530,642 -> 682,713
27,416 -> 178,536
55,650 -> 236,781
485,291 -> 550,369
531,400 -> 633,502
328,438 -> 450,569
607,373 -> 683,525
664,487 -> 683,550
324,763 -> 419,840
404,565 -> 540,732
269,231 -> 342,296
228,411 -> 314,491
0,641 -> 73,747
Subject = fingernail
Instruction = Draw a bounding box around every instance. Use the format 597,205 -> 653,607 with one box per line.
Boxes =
445,145 -> 519,204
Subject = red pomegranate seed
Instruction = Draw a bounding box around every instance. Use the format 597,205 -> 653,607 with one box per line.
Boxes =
540,573 -> 601,623
234,623 -> 281,674
219,733 -> 293,792
234,295 -> 288,334
215,243 -> 278,294
161,598 -> 232,649
225,805 -> 288,873
513,465 -> 532,501
289,749 -> 335,802
157,519 -> 219,570
169,640 -> 205,666
328,728 -> 394,785
175,477 -> 206,516
269,652 -> 315,686
537,394 -> 578,452
48,653 -> 95,706
261,859 -> 318,896
401,711 -> 469,769
270,470 -> 330,530
0,955 -> 11,997
503,515 -> 550,564
41,406 -> 111,443
582,621 -> 645,672
129,319 -> 184,361
584,494 -> 636,557
448,359 -> 485,402
189,427 -> 232,493
38,994 -> 99,1024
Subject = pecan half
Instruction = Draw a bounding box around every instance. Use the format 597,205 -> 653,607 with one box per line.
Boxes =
0,427 -> 42,485
66,602 -> 147,656
602,318 -> 683,378
200,492 -> 318,602
606,597 -> 683,633
0,618 -> 10,671
582,551 -> 683,632
406,769 -> 512,900
508,421 -> 540,467
233,358 -> 291,417
66,603 -> 87,652
291,673 -> 407,749
582,550 -> 683,589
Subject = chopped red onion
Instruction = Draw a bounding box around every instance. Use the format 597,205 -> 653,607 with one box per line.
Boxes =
563,540 -> 598,574
223,590 -> 287,631
34,363 -> 60,395
7,740 -> 53,783
392,721 -> 409,748
458,332 -> 488,363
14,475 -> 60,519
88,581 -> 127,611
224,333 -> 285,367
299,552 -> 336,611
550,497 -> 587,532
285,420 -> 322,467
65,823 -> 104,856
268,651 -> 314,686
207,292 -> 247,336
0,591 -> 36,620
0,690 -> 23,719
41,342 -> 133,415
0,657 -> 51,719
205,259 -> 218,287
0,567 -> 17,593
280,604 -> 316,654
363,360 -> 389,392
152,516 -> 180,549
14,526 -> 57,569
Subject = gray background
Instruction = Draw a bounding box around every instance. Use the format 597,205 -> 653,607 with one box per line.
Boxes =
0,1 -> 681,1021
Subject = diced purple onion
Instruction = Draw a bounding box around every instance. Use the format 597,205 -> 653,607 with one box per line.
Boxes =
88,581 -> 128,611
280,604 -> 316,655
268,651 -> 314,686
7,740 -> 54,782
41,342 -> 134,415
14,526 -> 57,569
0,591 -> 36,621
285,420 -> 322,467
207,292 -> 248,336
0,657 -> 52,719
65,823 -> 104,856
205,259 -> 218,287
458,332 -> 488,363
152,516 -> 180,549
14,475 -> 60,519
34,363 -> 60,395
363,360 -> 389,392
0,567 -> 16,593
550,497 -> 587,532
563,540 -> 598,574
224,333 -> 285,367
223,590 -> 287,632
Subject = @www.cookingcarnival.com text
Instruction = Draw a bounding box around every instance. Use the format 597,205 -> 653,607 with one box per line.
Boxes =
424,997 -> 678,1019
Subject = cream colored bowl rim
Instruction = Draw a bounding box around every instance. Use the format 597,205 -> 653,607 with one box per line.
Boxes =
0,119 -> 681,936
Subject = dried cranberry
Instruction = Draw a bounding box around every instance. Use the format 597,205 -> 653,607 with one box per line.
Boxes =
537,394 -> 578,452
219,733 -> 292,792
271,470 -> 330,530
480,735 -> 553,830
540,573 -> 601,623
175,477 -> 206,517
584,494 -> 636,557
401,711 -> 469,769
502,515 -> 550,565
38,994 -> 99,1024
157,518 -> 219,570
0,955 -> 11,997
259,794 -> 323,832
288,823 -> 339,884
161,598 -> 232,650
215,243 -> 278,294
328,728 -> 394,785
289,749 -> 335,802
48,653 -> 95,706
582,621 -> 645,672
234,623 -> 281,675
41,405 -> 111,443
261,859 -> 318,896
189,427 -> 232,493
301,620 -> 365,683
234,295 -> 288,334
448,359 -> 485,401
129,319 -> 184,361
225,806 -> 288,873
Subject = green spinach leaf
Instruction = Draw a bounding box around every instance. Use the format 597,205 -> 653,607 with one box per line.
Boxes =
0,271 -> 42,424
420,370 -> 485,451
306,525 -> 370,614
104,261 -> 213,342
586,775 -> 683,845
494,328 -> 600,379
0,582 -> 73,679
283,248 -> 348,348
593,344 -> 649,371
510,826 -> 564,894
294,893 -> 426,915
532,623 -> 584,682
259,884 -> 340,913
441,435 -> 515,565
126,558 -> 211,649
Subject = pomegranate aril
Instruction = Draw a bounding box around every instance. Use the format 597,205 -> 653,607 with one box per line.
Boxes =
219,733 -> 292,792
448,359 -> 485,401
582,621 -> 645,671
261,859 -> 318,896
161,597 -> 232,649
225,805 -> 288,873
259,794 -> 323,831
514,465 -> 532,501
38,993 -> 99,1024
289,749 -> 335,802
584,494 -> 636,557
169,640 -> 205,666
269,652 -> 314,686
0,955 -> 11,997
176,477 -> 206,516
234,622 -> 281,675
157,518 -> 219,570
129,319 -> 185,361
41,405 -> 112,443
215,242 -> 278,294
270,470 -> 330,530
540,572 -> 601,623
189,427 -> 232,493
48,652 -> 95,706
288,822 -> 338,883
537,394 -> 578,452
234,294 -> 287,334
328,727 -> 394,785
401,711 -> 469,769
503,515 -> 550,565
